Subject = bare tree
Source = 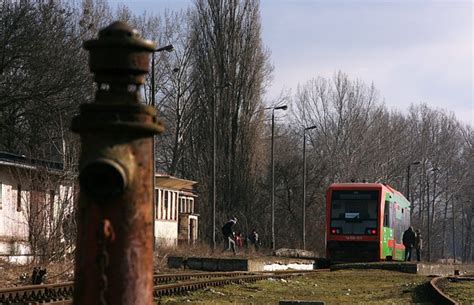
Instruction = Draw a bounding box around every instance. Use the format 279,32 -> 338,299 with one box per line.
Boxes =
0,1 -> 92,163
186,0 -> 272,242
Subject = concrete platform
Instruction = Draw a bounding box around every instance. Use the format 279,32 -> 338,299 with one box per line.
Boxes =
330,262 -> 474,276
168,256 -> 317,272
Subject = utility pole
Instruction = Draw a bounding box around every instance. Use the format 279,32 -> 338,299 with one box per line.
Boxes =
302,125 -> 316,250
212,82 -> 230,250
270,105 -> 287,251
150,44 -> 173,250
406,161 -> 420,220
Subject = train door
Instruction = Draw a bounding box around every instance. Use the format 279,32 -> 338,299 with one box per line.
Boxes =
393,201 -> 406,260
382,198 -> 394,260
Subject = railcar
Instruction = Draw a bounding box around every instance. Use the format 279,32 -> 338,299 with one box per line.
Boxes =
325,183 -> 410,262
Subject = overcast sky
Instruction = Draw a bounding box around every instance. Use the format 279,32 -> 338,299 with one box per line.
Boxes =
113,0 -> 473,125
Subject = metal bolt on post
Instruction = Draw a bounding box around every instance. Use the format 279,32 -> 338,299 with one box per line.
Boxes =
71,21 -> 163,305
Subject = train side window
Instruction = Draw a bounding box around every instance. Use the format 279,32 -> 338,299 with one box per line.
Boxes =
383,201 -> 390,227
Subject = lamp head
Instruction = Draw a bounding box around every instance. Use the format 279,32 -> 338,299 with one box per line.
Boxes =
274,105 -> 288,111
155,44 -> 174,52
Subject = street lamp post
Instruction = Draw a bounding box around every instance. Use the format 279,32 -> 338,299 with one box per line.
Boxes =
427,167 -> 439,262
151,44 -> 174,106
151,44 -> 174,251
212,82 -> 231,251
270,105 -> 287,251
406,161 -> 420,219
448,176 -> 456,264
452,199 -> 456,264
302,125 -> 317,250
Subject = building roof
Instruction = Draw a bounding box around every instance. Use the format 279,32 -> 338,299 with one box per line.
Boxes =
0,151 -> 63,172
155,174 -> 197,191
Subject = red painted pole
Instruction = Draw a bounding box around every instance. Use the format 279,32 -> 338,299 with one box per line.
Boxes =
71,21 -> 162,305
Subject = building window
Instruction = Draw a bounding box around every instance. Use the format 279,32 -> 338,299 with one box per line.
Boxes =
172,192 -> 176,220
49,190 -> 55,223
16,185 -> 22,212
162,190 -> 169,220
174,192 -> 178,220
0,183 -> 2,210
155,189 -> 159,219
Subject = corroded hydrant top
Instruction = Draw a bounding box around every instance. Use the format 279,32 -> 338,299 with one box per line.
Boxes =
83,21 -> 156,88
72,21 -> 163,134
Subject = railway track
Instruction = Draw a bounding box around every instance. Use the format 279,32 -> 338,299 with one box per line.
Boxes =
0,270 -> 325,304
429,274 -> 474,305
3,270 -> 471,304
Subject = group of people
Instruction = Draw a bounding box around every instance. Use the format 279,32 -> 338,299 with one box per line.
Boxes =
221,217 -> 260,255
402,226 -> 423,262
222,218 -> 425,261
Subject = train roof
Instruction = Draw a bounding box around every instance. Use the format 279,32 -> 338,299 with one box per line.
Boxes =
327,182 -> 410,207
328,182 -> 393,190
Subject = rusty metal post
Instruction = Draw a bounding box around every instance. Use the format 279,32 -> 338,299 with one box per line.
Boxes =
71,21 -> 162,305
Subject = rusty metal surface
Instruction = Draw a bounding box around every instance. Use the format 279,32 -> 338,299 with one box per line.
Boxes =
429,277 -> 460,305
71,104 -> 164,135
0,282 -> 74,304
83,21 -> 155,85
72,21 -> 160,305
153,271 -> 254,284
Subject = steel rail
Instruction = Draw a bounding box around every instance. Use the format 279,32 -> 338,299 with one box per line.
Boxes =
428,275 -> 474,305
153,270 -> 324,298
0,281 -> 74,304
152,269 -> 321,284
0,270 -> 325,304
153,271 -> 252,284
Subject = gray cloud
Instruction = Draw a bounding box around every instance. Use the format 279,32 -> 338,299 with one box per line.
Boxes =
261,0 -> 473,124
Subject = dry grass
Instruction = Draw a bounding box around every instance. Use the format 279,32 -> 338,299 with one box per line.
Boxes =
0,258 -> 74,287
156,269 -> 433,304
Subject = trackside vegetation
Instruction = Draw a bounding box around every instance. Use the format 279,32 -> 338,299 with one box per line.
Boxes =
157,269 -> 433,304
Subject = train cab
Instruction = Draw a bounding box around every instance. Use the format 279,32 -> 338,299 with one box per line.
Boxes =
325,183 -> 410,262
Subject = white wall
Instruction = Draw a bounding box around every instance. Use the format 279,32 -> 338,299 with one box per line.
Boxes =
0,167 -> 29,241
0,165 -> 74,260
155,220 -> 178,247
0,240 -> 32,264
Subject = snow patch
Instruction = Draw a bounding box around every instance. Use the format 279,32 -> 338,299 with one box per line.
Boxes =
263,263 -> 313,271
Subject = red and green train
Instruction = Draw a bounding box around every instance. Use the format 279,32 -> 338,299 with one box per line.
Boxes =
325,183 -> 410,262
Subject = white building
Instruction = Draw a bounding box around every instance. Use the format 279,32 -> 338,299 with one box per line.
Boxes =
154,174 -> 198,247
0,152 -> 74,264
1,152 -> 199,261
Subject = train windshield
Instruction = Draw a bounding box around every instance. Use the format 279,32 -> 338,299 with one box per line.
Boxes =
330,190 -> 379,235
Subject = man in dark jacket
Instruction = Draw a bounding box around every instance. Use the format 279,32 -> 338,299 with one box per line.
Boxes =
248,229 -> 260,251
221,217 -> 237,254
402,226 -> 416,261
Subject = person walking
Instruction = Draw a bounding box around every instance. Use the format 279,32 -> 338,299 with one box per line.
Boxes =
402,226 -> 416,261
414,229 -> 423,262
221,217 -> 237,255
